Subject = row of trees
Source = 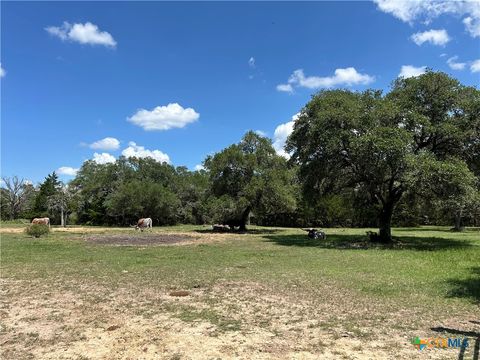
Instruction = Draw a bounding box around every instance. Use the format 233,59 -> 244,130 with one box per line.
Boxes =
0,173 -> 73,226
2,71 -> 479,242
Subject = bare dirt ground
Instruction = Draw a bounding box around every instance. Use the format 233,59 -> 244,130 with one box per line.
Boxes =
0,227 -> 230,246
85,234 -> 200,246
2,276 -> 477,360
83,232 -> 232,247
0,227 -> 114,234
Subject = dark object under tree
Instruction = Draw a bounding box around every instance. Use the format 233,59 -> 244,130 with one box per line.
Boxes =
286,71 -> 479,243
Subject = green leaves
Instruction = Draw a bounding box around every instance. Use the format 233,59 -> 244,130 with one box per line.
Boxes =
70,157 -> 207,225
205,131 -> 297,225
407,153 -> 476,199
287,71 -> 479,241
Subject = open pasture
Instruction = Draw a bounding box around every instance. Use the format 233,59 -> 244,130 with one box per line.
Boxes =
1,225 -> 479,359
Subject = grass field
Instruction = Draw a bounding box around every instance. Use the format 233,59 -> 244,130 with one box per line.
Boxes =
1,224 -> 479,359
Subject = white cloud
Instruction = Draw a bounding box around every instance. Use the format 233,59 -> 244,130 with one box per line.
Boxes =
279,68 -> 374,92
57,166 -> 79,176
45,21 -> 117,47
374,0 -> 426,22
127,103 -> 199,131
276,83 -> 294,93
374,0 -> 480,38
194,164 -> 205,171
254,130 -> 267,137
248,57 -> 256,68
411,29 -> 450,46
0,63 -> 5,78
89,137 -> 120,151
447,56 -> 466,70
399,65 -> 427,78
122,142 -> 170,163
92,152 -> 116,164
272,113 -> 300,158
471,59 -> 480,73
464,16 -> 480,38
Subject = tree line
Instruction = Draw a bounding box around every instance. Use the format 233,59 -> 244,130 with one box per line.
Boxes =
2,71 -> 479,243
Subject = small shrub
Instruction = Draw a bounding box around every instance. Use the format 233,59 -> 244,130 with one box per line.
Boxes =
25,224 -> 50,238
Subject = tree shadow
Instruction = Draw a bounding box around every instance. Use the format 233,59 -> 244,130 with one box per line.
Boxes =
195,228 -> 281,235
263,233 -> 473,251
430,326 -> 479,360
447,267 -> 480,304
394,227 -> 480,233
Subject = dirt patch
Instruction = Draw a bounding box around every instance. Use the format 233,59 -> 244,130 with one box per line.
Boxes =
0,226 -> 120,234
85,233 -> 199,246
170,290 -> 191,297
1,278 -> 478,359
0,227 -> 25,233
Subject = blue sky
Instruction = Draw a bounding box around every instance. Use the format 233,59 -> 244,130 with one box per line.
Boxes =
1,1 -> 479,184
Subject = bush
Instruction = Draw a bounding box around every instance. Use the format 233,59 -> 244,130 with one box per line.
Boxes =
25,224 -> 50,238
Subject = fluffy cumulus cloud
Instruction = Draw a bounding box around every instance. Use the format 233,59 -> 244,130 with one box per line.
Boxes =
122,142 -> 170,163
272,113 -> 300,158
0,63 -> 5,78
446,56 -> 466,70
277,68 -> 374,93
57,166 -> 79,176
45,22 -> 117,47
374,0 -> 480,38
399,65 -> 427,78
89,137 -> 120,151
92,152 -> 116,164
411,29 -> 450,46
471,59 -> 480,73
127,103 -> 199,131
194,164 -> 205,171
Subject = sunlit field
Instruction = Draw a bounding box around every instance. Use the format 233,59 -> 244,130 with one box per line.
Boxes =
1,224 -> 478,359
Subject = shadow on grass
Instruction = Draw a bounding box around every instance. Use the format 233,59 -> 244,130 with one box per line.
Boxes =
447,267 -> 480,304
195,228 -> 282,235
393,227 -> 480,233
263,233 -> 473,251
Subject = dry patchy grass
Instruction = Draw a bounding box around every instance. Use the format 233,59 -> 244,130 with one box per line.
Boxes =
1,225 -> 479,359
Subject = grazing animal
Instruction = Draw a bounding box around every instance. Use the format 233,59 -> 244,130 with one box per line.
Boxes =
212,224 -> 231,232
133,218 -> 152,231
32,217 -> 50,228
302,228 -> 326,240
223,219 -> 243,230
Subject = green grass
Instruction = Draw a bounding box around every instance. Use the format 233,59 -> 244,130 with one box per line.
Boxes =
1,225 -> 479,312
2,224 -> 479,359
0,219 -> 31,227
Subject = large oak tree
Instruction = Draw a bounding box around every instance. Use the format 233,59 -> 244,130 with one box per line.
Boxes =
204,131 -> 297,230
286,71 -> 479,243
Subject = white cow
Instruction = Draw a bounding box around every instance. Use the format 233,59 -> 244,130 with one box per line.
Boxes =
134,218 -> 153,231
32,217 -> 50,228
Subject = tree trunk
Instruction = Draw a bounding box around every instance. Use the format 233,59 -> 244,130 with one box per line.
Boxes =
61,208 -> 65,227
453,210 -> 463,231
377,201 -> 394,243
239,206 -> 251,232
